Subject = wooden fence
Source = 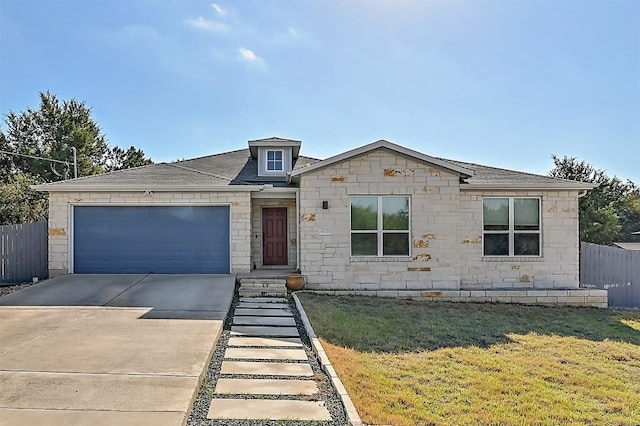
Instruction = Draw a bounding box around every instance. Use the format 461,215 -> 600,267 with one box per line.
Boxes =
580,242 -> 640,308
0,221 -> 48,284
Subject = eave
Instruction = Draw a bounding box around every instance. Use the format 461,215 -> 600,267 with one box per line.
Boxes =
460,183 -> 597,191
32,184 -> 268,193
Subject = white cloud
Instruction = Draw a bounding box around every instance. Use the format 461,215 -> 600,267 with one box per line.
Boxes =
238,47 -> 265,66
238,47 -> 258,61
211,3 -> 227,17
185,17 -> 229,33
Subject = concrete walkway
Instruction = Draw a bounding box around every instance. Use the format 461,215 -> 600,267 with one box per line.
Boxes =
0,274 -> 235,426
206,297 -> 332,422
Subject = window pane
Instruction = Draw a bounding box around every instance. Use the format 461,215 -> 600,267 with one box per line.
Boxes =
484,233 -> 509,256
382,197 -> 409,230
483,198 -> 509,231
514,233 -> 540,256
267,151 -> 275,160
274,151 -> 282,160
515,199 -> 539,231
351,197 -> 378,230
352,233 -> 377,255
383,233 -> 409,256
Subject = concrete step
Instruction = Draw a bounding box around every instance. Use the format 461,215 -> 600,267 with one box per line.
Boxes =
239,279 -> 287,289
239,288 -> 287,298
208,399 -> 331,421
235,307 -> 292,317
236,303 -> 291,310
214,378 -> 318,395
240,279 -> 287,285
224,347 -> 308,361
239,297 -> 288,303
221,361 -> 313,377
231,326 -> 299,337
233,316 -> 296,327
227,337 -> 303,347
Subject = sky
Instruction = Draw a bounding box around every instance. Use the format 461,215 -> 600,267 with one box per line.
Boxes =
1,0 -> 639,182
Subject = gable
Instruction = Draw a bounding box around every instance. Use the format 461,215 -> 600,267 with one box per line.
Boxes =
290,139 -> 474,179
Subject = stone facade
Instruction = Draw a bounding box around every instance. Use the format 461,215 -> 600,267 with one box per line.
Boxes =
47,191 -> 252,276
459,190 -> 580,289
297,148 -> 582,292
250,197 -> 298,270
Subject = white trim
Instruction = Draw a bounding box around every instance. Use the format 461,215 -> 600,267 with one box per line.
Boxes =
349,195 -> 411,258
68,203 -> 233,274
33,184 -> 266,192
290,140 -> 475,178
462,183 -> 596,191
265,149 -> 284,172
296,190 -> 300,271
482,197 -> 542,258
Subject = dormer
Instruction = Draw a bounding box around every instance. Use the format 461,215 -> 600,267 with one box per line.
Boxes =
248,137 -> 302,177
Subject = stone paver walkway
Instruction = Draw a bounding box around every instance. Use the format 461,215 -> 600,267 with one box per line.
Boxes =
206,296 -> 334,422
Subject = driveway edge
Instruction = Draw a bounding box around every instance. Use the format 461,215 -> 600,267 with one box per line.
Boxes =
293,292 -> 364,426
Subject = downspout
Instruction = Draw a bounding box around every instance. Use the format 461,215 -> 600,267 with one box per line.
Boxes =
296,188 -> 300,272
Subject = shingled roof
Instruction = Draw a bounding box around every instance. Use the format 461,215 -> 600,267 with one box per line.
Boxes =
33,142 -> 593,191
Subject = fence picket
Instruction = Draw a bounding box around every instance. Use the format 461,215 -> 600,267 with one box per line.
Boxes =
0,221 -> 48,284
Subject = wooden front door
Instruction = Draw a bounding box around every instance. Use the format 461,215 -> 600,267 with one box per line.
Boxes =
262,208 -> 288,265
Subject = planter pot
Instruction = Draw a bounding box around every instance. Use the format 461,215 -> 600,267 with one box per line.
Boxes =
286,274 -> 305,291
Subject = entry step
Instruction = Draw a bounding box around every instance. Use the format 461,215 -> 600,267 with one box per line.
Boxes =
208,399 -> 331,420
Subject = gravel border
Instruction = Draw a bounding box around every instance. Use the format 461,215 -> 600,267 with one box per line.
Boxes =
187,290 -> 348,426
0,281 -> 39,298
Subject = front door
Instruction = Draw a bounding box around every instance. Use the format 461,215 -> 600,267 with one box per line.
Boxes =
262,207 -> 288,265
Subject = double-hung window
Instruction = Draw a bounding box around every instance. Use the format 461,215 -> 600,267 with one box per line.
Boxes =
483,197 -> 541,256
266,150 -> 283,171
351,196 -> 410,256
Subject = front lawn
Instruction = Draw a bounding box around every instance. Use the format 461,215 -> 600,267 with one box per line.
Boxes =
297,294 -> 640,426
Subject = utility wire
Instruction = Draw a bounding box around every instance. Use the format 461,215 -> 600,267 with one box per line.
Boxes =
0,149 -> 69,165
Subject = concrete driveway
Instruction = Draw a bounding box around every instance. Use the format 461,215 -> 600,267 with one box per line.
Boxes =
0,274 -> 235,426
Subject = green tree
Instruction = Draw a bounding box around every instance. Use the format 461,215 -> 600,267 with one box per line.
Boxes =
104,146 -> 153,172
0,92 -> 152,225
549,155 -> 639,244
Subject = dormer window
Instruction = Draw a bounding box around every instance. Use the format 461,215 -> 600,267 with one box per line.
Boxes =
266,150 -> 283,171
248,137 -> 301,177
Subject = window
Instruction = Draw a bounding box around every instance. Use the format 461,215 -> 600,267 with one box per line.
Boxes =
351,196 -> 410,256
483,197 -> 541,256
266,150 -> 283,171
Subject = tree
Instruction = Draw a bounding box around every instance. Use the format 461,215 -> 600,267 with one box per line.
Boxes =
104,146 -> 153,172
0,91 -> 152,225
549,155 -> 640,244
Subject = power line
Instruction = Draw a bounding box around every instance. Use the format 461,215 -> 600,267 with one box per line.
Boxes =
0,148 -> 78,178
0,149 -> 69,165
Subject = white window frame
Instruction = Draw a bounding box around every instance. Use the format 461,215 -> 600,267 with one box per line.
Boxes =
350,195 -> 411,257
265,149 -> 284,172
482,197 -> 542,257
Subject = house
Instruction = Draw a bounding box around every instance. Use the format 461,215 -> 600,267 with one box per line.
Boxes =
34,137 -> 607,306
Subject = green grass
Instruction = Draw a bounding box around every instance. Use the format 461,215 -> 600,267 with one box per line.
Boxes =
298,294 -> 640,426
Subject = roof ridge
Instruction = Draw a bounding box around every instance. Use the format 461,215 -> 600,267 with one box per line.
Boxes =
168,163 -> 232,181
173,148 -> 249,163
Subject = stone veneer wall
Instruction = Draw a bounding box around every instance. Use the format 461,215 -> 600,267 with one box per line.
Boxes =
298,148 -> 461,290
458,190 -> 581,289
47,191 -> 252,276
250,197 -> 297,270
298,149 -> 583,291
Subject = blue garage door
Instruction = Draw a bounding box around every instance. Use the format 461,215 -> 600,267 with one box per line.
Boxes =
73,206 -> 230,274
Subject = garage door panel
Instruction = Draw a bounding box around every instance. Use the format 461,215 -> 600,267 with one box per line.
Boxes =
74,206 -> 230,274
